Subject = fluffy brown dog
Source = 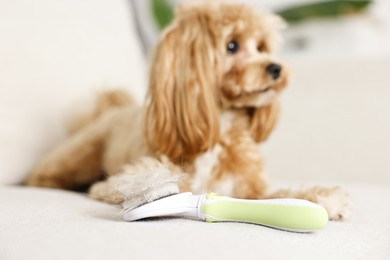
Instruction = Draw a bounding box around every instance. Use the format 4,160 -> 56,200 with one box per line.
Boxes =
27,1 -> 351,220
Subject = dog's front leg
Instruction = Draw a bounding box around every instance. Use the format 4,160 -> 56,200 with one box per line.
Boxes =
88,179 -> 124,204
266,186 -> 353,220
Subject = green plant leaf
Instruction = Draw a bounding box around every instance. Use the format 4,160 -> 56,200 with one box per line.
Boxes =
277,0 -> 372,24
152,0 -> 174,29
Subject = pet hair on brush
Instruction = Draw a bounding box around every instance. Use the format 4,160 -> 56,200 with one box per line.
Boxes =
109,157 -> 183,211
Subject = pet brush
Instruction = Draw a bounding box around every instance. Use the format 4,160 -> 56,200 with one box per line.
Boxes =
112,161 -> 328,232
123,192 -> 328,232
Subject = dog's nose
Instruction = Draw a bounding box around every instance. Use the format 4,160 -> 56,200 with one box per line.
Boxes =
266,63 -> 282,80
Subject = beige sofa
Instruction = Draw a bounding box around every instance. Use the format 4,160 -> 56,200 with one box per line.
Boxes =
1,1 -> 389,259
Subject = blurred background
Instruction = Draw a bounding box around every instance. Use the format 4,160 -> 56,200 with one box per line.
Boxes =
0,0 -> 389,185
132,0 -> 390,59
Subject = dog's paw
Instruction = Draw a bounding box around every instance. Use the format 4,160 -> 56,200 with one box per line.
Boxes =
315,187 -> 353,221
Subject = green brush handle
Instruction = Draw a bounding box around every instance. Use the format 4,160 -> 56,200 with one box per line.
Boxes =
200,193 -> 328,232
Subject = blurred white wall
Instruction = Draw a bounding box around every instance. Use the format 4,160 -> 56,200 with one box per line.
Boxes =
279,0 -> 390,59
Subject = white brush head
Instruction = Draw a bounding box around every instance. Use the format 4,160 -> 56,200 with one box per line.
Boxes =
123,192 -> 203,221
109,157 -> 184,211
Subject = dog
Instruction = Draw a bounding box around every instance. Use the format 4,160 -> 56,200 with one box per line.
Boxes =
27,1 -> 351,220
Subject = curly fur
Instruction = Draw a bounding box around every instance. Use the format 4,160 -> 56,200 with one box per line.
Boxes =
26,1 -> 352,220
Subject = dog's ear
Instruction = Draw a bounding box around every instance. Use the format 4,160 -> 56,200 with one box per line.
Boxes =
249,101 -> 279,143
145,10 -> 220,162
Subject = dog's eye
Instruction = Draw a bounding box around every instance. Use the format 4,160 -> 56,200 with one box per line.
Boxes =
227,40 -> 239,54
257,42 -> 265,52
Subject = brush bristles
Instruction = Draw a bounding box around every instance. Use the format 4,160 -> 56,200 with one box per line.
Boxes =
109,157 -> 184,211
123,180 -> 180,211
